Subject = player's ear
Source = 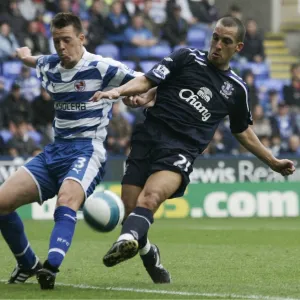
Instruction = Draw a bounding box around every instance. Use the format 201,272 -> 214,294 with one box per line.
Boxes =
235,42 -> 244,53
79,32 -> 85,44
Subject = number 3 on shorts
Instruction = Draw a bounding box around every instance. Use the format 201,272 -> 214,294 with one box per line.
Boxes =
173,154 -> 191,172
75,157 -> 87,168
72,157 -> 87,174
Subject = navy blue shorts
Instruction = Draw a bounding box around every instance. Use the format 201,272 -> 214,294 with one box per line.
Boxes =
23,139 -> 106,203
122,141 -> 194,198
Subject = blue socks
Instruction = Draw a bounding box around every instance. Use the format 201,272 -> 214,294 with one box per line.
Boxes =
0,207 -> 77,271
0,212 -> 36,269
119,207 -> 154,242
47,206 -> 77,270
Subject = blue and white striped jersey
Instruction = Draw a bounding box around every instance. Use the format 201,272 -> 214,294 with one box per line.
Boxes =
36,49 -> 139,141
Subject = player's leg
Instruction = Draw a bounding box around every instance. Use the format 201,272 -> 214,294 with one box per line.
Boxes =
48,179 -> 84,268
121,183 -> 170,283
103,170 -> 181,267
117,143 -> 172,283
121,142 -> 152,252
37,140 -> 106,289
122,184 -> 142,218
0,167 -> 42,283
37,179 -> 85,290
122,184 -> 150,253
122,184 -> 151,252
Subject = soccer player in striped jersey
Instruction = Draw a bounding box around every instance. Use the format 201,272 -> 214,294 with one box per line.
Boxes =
0,12 -> 157,290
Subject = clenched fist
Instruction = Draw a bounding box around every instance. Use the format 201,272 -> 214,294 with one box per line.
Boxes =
16,47 -> 32,60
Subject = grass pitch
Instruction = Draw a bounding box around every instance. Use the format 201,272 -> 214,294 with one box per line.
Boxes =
1,218 -> 300,299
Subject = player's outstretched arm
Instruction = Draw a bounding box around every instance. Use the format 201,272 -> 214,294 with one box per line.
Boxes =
90,75 -> 155,102
16,47 -> 41,68
122,87 -> 157,108
234,126 -> 295,176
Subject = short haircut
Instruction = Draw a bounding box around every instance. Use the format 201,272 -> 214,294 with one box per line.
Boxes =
51,12 -> 83,34
291,63 -> 300,72
219,16 -> 246,42
229,4 -> 241,12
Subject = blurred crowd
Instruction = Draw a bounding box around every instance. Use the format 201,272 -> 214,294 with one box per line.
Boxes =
0,0 -> 299,159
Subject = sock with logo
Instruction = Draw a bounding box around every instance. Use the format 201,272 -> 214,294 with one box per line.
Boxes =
0,212 -> 36,269
118,207 -> 153,243
47,206 -> 77,270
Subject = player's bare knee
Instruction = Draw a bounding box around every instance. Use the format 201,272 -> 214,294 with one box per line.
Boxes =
0,198 -> 16,214
0,190 -> 17,214
0,202 -> 16,215
138,190 -> 162,211
56,191 -> 74,208
57,180 -> 85,210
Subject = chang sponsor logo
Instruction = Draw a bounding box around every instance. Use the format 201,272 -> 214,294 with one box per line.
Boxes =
179,89 -> 211,121
54,102 -> 86,111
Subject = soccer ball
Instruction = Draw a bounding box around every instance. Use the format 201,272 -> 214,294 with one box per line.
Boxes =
83,190 -> 125,233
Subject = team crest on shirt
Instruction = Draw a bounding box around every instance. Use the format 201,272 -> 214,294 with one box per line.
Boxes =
220,81 -> 234,99
74,80 -> 86,91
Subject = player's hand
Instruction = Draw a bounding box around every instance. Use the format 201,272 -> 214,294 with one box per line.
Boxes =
123,88 -> 157,108
123,95 -> 148,108
270,159 -> 295,176
16,47 -> 32,60
89,89 -> 120,102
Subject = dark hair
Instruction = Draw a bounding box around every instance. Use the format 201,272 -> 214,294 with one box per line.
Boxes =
11,81 -> 21,90
219,16 -> 245,42
291,63 -> 300,72
12,115 -> 26,126
132,13 -> 143,19
242,69 -> 254,80
246,18 -> 257,25
268,89 -> 278,96
51,12 -> 83,34
229,4 -> 241,13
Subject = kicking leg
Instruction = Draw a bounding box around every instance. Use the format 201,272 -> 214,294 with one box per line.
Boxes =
103,171 -> 181,270
120,184 -> 170,283
121,185 -> 152,255
37,179 -> 85,290
0,167 -> 42,283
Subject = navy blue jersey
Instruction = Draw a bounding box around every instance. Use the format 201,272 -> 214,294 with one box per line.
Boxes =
138,48 -> 252,157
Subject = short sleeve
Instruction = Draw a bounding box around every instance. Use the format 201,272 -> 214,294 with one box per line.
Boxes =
98,57 -> 143,91
36,55 -> 46,80
35,55 -> 58,83
228,84 -> 253,133
144,48 -> 190,85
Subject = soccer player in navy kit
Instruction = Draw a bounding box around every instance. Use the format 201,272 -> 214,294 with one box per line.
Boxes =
90,16 -> 295,279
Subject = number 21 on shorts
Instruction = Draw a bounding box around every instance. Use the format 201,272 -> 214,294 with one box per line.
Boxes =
173,154 -> 191,172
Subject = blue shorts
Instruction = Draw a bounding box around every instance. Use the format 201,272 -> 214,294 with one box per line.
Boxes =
23,138 -> 107,203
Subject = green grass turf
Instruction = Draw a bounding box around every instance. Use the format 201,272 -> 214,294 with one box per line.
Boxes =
1,218 -> 300,299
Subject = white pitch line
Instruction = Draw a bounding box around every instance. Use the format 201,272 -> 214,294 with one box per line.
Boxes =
1,280 -> 299,300
160,225 -> 300,231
